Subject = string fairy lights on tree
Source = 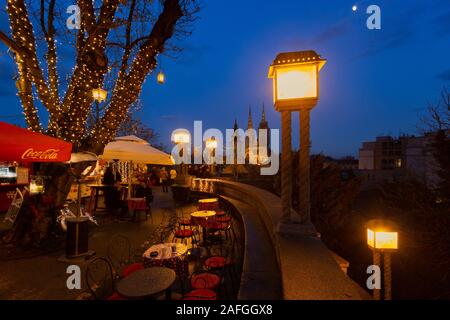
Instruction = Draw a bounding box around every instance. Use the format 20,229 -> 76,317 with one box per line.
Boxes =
0,0 -> 199,242
2,0 -> 198,151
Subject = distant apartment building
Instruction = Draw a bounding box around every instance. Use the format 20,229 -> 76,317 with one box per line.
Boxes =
358,134 -> 440,188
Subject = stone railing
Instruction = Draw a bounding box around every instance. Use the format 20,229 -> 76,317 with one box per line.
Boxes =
191,178 -> 367,300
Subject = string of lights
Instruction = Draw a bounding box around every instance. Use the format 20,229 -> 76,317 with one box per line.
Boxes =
5,0 -> 189,153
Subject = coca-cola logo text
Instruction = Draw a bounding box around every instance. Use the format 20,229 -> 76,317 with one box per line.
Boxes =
21,148 -> 60,160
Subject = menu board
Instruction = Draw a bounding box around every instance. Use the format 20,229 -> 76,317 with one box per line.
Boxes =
16,167 -> 29,185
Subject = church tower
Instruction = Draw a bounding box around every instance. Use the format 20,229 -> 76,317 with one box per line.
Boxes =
247,105 -> 253,129
258,103 -> 269,130
258,103 -> 270,163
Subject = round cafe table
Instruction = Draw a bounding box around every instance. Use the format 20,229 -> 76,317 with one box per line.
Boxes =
143,243 -> 189,278
191,210 -> 216,248
116,267 -> 176,300
198,198 -> 219,211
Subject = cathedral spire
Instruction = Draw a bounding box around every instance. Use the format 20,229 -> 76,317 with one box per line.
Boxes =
233,118 -> 238,131
247,105 -> 253,129
262,103 -> 266,122
259,103 -> 269,130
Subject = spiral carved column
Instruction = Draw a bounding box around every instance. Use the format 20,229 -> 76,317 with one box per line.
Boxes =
384,252 -> 392,300
281,110 -> 292,222
299,109 -> 311,223
373,251 -> 381,300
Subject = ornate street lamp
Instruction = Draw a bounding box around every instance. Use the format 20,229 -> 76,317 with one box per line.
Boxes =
172,129 -> 191,176
205,138 -> 217,175
366,219 -> 399,300
205,138 -> 218,150
92,88 -> 107,125
172,130 -> 191,144
268,50 -> 326,224
92,87 -> 107,102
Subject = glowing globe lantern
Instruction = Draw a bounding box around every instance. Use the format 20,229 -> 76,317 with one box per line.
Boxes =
205,138 -> 218,150
92,87 -> 107,102
366,219 -> 398,252
268,50 -> 326,111
172,129 -> 191,175
172,129 -> 191,144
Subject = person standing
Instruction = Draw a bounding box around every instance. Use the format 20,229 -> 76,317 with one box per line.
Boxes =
169,167 -> 177,185
160,167 -> 169,193
103,164 -> 123,216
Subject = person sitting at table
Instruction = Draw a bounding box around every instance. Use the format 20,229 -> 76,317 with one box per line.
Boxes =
135,180 -> 153,207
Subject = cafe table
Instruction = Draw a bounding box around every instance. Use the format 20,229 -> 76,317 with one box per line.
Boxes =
190,210 -> 216,248
86,184 -> 111,215
127,197 -> 148,220
143,243 -> 189,279
116,267 -> 176,300
198,198 -> 219,211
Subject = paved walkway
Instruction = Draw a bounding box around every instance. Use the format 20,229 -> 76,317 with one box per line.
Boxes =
0,187 -> 175,300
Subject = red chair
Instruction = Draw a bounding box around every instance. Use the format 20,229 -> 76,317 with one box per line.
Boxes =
172,218 -> 196,247
121,262 -> 145,278
190,271 -> 222,290
182,289 -> 217,300
215,211 -> 226,217
206,219 -> 233,243
216,215 -> 232,223
179,217 -> 193,227
107,292 -> 128,300
204,238 -> 235,271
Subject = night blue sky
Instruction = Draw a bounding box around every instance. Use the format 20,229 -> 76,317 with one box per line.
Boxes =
1,0 -> 449,157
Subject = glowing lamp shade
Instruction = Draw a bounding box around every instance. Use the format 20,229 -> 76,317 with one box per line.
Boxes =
205,139 -> 218,149
268,50 -> 326,111
29,178 -> 45,195
172,129 -> 190,144
366,220 -> 398,251
92,88 -> 107,102
157,71 -> 165,84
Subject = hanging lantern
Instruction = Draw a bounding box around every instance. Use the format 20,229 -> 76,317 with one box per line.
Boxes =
157,71 -> 165,84
92,87 -> 107,102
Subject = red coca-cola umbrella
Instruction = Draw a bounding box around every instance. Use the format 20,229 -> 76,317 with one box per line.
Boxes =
0,121 -> 72,162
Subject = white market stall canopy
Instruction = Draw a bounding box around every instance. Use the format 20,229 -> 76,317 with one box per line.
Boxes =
100,135 -> 174,165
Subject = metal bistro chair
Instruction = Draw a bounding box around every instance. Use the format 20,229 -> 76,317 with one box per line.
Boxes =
86,257 -> 126,300
203,236 -> 240,294
172,217 -> 197,248
107,235 -> 144,279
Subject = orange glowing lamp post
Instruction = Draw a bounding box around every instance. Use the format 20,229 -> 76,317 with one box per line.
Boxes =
268,51 -> 326,111
268,50 -> 326,225
366,219 -> 398,300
